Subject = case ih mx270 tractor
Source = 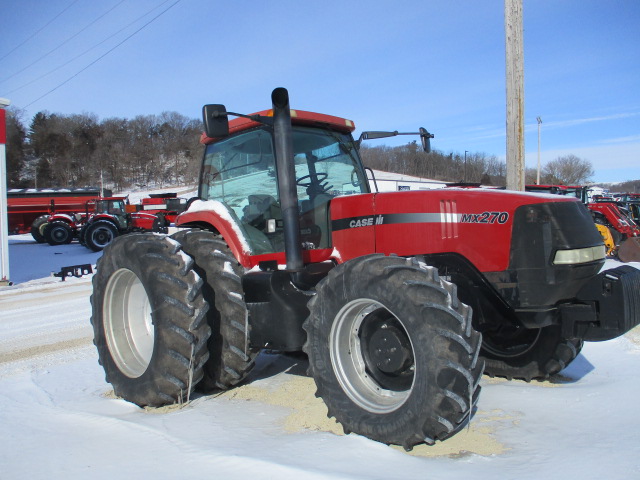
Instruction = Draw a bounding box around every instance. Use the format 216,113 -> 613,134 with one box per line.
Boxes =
91,88 -> 640,449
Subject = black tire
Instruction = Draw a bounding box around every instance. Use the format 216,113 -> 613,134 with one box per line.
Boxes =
44,220 -> 74,245
30,215 -> 49,243
171,229 -> 257,391
90,233 -> 211,407
610,227 -> 623,246
77,223 -> 88,246
303,254 -> 483,449
85,220 -> 119,251
480,325 -> 583,381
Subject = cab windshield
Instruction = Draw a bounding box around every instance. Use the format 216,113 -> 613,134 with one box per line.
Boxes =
200,126 -> 368,254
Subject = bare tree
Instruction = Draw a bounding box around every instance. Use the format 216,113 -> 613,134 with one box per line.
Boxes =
542,154 -> 594,185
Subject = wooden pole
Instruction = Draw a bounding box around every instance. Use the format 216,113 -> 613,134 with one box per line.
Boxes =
505,0 -> 525,191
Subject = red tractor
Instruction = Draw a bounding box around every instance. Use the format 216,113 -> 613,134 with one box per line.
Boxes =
77,197 -> 168,251
126,192 -> 187,234
91,89 -> 640,449
43,197 -> 134,248
43,194 -> 186,250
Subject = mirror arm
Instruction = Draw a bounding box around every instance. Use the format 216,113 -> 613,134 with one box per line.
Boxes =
356,129 -> 435,152
224,111 -> 274,127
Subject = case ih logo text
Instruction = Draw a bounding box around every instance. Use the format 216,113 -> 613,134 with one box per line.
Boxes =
349,215 -> 384,228
460,211 -> 509,224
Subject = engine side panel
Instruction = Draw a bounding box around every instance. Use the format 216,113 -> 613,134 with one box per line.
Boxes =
331,189 -> 578,272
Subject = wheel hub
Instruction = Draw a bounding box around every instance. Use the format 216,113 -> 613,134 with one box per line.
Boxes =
53,229 -> 66,241
368,325 -> 411,374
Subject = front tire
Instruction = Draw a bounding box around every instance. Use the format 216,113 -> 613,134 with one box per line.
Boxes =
171,229 -> 257,391
480,325 -> 583,381
90,233 -> 210,406
31,215 -> 49,243
85,220 -> 119,251
304,255 -> 483,449
44,220 -> 74,245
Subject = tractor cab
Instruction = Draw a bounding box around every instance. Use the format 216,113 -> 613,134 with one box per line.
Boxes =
93,197 -> 129,229
196,111 -> 370,255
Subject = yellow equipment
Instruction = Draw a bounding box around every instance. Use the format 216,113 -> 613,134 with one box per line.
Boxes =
595,223 -> 616,257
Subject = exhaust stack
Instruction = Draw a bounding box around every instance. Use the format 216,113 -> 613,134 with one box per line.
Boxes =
271,88 -> 303,272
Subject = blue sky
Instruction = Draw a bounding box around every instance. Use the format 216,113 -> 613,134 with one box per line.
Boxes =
1,0 -> 638,183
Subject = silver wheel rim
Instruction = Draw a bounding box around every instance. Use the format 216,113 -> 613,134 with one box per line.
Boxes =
92,226 -> 115,248
329,299 -> 415,414
103,268 -> 154,378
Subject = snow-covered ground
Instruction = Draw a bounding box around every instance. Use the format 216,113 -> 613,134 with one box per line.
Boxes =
2,233 -> 640,479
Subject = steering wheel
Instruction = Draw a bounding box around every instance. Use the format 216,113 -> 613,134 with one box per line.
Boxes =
296,172 -> 329,187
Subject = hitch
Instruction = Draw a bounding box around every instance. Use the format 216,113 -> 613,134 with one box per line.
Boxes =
53,264 -> 94,281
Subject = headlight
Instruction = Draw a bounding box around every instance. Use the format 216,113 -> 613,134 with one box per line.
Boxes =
553,245 -> 606,265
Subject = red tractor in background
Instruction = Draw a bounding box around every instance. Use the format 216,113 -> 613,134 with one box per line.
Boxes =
589,193 -> 640,262
91,88 -> 640,449
525,184 -> 640,261
44,193 -> 186,251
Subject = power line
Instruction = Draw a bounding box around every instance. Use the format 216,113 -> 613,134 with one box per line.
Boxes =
0,0 -> 128,85
24,0 -> 182,109
0,0 -> 80,62
4,0 -> 176,96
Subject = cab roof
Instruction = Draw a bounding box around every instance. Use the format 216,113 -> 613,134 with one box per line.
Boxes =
200,109 -> 356,145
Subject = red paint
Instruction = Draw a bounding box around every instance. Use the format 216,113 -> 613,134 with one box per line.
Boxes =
0,109 -> 6,144
330,189 -> 578,273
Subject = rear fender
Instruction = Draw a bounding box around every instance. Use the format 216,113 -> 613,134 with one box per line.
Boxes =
48,213 -> 75,225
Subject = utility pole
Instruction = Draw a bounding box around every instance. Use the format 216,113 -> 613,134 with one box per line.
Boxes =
0,97 -> 11,286
536,116 -> 542,184
505,0 -> 525,191
464,150 -> 468,182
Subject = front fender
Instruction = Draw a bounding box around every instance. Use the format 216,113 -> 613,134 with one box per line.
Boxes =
176,199 -> 252,266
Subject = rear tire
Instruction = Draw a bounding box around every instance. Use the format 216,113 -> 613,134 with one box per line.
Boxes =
85,220 -> 118,251
171,229 -> 257,391
31,215 -> 49,243
44,220 -> 74,245
90,233 -> 210,407
303,254 -> 483,449
480,325 -> 583,381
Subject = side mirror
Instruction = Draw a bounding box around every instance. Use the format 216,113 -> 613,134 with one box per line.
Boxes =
202,104 -> 229,138
419,127 -> 434,153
